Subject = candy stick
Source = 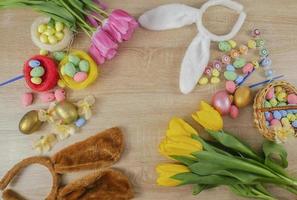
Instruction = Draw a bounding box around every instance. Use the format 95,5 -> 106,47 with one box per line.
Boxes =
249,75 -> 285,89
0,75 -> 24,87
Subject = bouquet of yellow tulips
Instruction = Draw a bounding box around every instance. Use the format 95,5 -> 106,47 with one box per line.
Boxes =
157,101 -> 297,200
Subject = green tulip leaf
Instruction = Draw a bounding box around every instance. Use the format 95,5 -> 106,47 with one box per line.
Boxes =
170,155 -> 197,166
192,184 -> 216,195
263,140 -> 288,168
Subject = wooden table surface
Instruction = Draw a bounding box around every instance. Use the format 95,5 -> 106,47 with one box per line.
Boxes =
0,0 -> 297,199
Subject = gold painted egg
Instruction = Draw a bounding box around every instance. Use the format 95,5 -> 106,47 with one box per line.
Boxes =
19,110 -> 43,134
53,101 -> 78,124
234,86 -> 252,108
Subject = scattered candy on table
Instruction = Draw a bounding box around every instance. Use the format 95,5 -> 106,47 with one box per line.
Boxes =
21,93 -> 34,107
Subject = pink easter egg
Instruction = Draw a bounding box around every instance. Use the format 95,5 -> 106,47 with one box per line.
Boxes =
242,63 -> 254,74
21,92 -> 33,107
54,88 -> 66,102
266,88 -> 275,100
229,105 -> 239,119
40,92 -> 55,103
73,72 -> 88,83
212,90 -> 231,115
225,81 -> 236,94
287,94 -> 297,104
270,119 -> 281,127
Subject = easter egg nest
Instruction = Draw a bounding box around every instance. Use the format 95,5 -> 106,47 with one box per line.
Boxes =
58,50 -> 98,90
253,81 -> 297,141
24,55 -> 59,92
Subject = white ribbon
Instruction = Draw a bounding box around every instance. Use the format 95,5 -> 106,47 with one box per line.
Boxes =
139,0 -> 246,94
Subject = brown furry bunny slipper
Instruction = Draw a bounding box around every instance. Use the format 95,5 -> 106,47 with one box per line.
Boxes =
0,127 -> 133,200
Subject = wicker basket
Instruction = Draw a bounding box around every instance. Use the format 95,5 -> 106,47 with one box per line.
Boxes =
253,81 -> 297,141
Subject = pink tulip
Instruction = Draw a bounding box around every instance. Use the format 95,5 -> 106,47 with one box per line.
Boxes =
102,9 -> 138,43
89,44 -> 105,64
91,29 -> 118,59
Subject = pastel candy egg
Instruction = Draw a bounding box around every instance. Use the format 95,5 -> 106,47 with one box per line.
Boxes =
287,113 -> 296,122
233,58 -> 246,69
198,77 -> 209,85
212,90 -> 231,115
224,71 -> 237,81
264,101 -> 272,108
264,69 -> 274,78
269,98 -> 278,107
256,38 -> 265,47
21,93 -> 33,107
252,60 -> 260,69
31,77 -> 42,85
221,55 -> 231,64
281,118 -> 291,127
247,40 -> 256,49
218,41 -> 232,52
54,88 -> 66,102
230,49 -> 240,58
265,112 -> 273,121
29,60 -> 40,68
277,92 -> 287,102
275,86 -> 283,93
239,45 -> 248,55
210,77 -> 220,84
58,79 -> 66,88
266,88 -> 275,100
30,66 -> 45,77
228,40 -> 237,48
40,92 -> 55,103
79,60 -> 90,72
278,102 -> 287,107
212,69 -> 220,77
292,120 -> 297,128
271,119 -> 281,127
280,110 -> 288,117
288,94 -> 297,104
75,117 -> 86,128
73,72 -> 88,82
226,64 -> 235,71
68,54 -> 80,66
273,111 -> 282,120
230,105 -> 239,119
235,75 -> 244,85
53,52 -> 66,61
225,81 -> 236,94
204,67 -> 212,77
64,62 -> 77,77
242,63 -> 254,74
251,29 -> 261,37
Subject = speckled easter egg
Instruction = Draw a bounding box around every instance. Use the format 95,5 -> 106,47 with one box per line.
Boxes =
212,91 -> 231,115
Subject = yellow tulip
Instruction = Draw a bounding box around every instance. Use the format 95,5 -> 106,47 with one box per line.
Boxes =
159,135 -> 202,158
192,101 -> 223,131
166,117 -> 198,138
156,163 -> 190,186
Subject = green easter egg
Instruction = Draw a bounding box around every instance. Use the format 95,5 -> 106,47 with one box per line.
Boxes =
269,98 -> 278,107
224,71 -> 237,81
218,41 -> 232,52
31,77 -> 42,85
277,102 -> 287,106
233,58 -> 246,69
264,101 -> 272,108
79,60 -> 90,72
256,38 -> 265,48
64,62 -> 77,77
30,66 -> 45,77
53,51 -> 66,61
68,54 -> 81,66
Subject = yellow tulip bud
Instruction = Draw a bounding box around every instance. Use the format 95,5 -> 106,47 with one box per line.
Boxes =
156,164 -> 189,187
166,117 -> 198,138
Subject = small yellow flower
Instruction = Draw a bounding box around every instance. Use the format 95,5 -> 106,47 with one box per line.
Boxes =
33,134 -> 57,154
274,125 -> 294,144
192,101 -> 223,131
166,117 -> 198,138
156,163 -> 190,187
75,95 -> 95,120
159,135 -> 202,158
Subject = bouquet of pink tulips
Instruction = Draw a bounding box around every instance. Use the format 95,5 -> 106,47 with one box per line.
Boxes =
0,0 -> 138,64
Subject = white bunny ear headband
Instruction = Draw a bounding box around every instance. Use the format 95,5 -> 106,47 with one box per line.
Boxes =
139,0 -> 246,94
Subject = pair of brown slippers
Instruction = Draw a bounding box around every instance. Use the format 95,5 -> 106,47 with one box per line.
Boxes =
0,127 -> 134,200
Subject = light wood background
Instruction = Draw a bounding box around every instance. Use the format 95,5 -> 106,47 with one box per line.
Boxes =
0,0 -> 297,199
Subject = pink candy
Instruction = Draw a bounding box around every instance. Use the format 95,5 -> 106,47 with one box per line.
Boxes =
74,72 -> 88,82
287,94 -> 297,104
40,92 -> 55,103
271,119 -> 281,127
54,89 -> 66,102
242,63 -> 254,74
225,81 -> 236,94
229,105 -> 239,119
266,88 -> 275,100
21,93 -> 33,107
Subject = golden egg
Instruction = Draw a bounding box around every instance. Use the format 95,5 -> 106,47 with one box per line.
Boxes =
234,86 -> 253,108
19,110 -> 43,134
53,101 -> 78,124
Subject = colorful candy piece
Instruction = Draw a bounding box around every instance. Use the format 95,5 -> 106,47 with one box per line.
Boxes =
281,118 -> 291,127
53,51 -> 66,61
224,71 -> 237,81
251,29 -> 261,37
265,112 -> 273,121
204,67 -> 212,77
54,88 -> 66,102
264,101 -> 272,108
292,120 -> 297,128
247,40 -> 256,49
40,92 -> 55,103
230,49 -> 240,59
73,72 -> 88,82
280,110 -> 288,117
242,63 -> 254,74
68,54 -> 81,66
221,55 -> 231,64
260,48 -> 269,57
264,69 -> 274,78
233,58 -> 246,69
75,117 -> 86,127
235,75 -> 244,85
64,62 -> 77,77
40,49 -> 49,56
79,60 -> 90,72
273,111 -> 282,120
58,79 -> 66,88
29,60 -> 41,68
288,94 -> 297,104
277,92 -> 287,102
31,77 -> 42,85
30,66 -> 45,77
212,60 -> 222,71
252,60 -> 260,69
210,77 -> 220,84
21,93 -> 33,107
218,41 -> 232,52
225,81 -> 236,94
198,77 -> 209,85
239,45 -> 248,55
275,86 -> 283,93
230,105 -> 239,119
269,98 -> 278,107
228,40 -> 237,48
271,119 -> 281,127
212,69 -> 220,77
256,38 -> 265,47
266,88 -> 275,100
287,113 -> 296,122
226,64 -> 235,71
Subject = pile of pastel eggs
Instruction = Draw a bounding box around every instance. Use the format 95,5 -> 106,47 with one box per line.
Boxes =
61,54 -> 90,83
38,21 -> 65,45
29,59 -> 45,85
264,86 -> 297,129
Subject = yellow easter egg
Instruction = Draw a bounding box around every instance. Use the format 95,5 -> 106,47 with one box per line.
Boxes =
53,101 -> 78,124
19,110 -> 43,134
234,86 -> 253,108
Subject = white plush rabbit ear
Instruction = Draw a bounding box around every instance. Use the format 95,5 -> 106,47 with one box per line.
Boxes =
138,4 -> 199,30
180,34 -> 210,94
